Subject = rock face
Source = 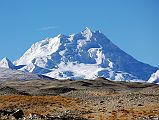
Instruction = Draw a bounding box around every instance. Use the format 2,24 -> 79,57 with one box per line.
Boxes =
1,28 -> 158,81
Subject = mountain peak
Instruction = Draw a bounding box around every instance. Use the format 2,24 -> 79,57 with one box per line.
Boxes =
82,27 -> 92,33
1,57 -> 9,61
81,27 -> 93,39
57,34 -> 68,38
14,28 -> 158,82
0,57 -> 15,69
1,57 -> 12,64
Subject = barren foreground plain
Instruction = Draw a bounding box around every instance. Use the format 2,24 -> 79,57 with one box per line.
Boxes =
0,78 -> 159,120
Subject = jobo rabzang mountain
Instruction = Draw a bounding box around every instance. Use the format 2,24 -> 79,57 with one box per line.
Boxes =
0,27 -> 158,83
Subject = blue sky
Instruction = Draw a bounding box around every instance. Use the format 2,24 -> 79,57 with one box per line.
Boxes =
0,0 -> 159,67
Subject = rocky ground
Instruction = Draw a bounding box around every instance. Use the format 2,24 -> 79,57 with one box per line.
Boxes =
0,78 -> 159,120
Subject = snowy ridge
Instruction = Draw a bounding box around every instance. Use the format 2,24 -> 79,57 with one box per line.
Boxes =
1,28 -> 158,82
15,36 -> 61,66
148,70 -> 159,84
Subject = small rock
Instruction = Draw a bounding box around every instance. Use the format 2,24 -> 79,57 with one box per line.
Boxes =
137,104 -> 143,106
100,101 -> 104,104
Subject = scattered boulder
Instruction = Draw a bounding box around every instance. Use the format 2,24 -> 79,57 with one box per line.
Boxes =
0,109 -> 15,116
12,109 -> 24,120
28,113 -> 45,119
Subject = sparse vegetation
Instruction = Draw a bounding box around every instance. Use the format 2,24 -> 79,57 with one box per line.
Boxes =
0,79 -> 159,119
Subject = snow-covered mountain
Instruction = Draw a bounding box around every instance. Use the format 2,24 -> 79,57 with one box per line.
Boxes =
148,70 -> 159,84
0,57 -> 15,69
2,28 -> 158,81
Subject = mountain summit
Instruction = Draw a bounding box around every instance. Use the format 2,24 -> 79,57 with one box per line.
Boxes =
0,57 -> 15,69
11,28 -> 158,81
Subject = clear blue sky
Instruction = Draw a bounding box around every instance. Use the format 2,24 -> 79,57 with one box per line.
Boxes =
0,0 -> 159,67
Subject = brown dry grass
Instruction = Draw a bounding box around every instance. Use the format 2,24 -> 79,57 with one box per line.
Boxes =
106,104 -> 159,120
82,104 -> 159,120
0,95 -> 81,115
0,95 -> 159,120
